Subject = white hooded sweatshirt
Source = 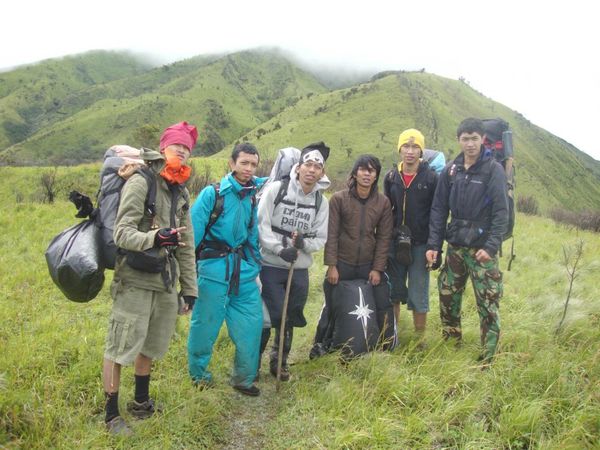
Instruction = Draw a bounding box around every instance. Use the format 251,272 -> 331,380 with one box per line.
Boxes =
258,163 -> 330,269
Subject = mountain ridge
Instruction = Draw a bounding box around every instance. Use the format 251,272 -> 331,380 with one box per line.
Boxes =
0,48 -> 598,210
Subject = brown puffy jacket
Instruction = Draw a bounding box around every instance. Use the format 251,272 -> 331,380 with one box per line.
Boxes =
324,188 -> 393,272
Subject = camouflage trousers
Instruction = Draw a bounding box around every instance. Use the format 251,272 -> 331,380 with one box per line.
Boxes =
438,244 -> 503,360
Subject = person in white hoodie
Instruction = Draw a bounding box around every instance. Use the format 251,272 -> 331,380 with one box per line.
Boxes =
257,142 -> 331,381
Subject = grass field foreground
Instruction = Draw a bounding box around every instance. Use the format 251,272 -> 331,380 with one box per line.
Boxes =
0,166 -> 599,449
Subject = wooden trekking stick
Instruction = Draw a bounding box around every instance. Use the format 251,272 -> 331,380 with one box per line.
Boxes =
276,261 -> 295,392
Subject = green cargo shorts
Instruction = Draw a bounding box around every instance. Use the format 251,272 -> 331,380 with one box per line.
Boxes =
104,281 -> 178,366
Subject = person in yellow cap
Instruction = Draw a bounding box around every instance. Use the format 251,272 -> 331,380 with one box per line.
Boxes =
384,128 -> 438,347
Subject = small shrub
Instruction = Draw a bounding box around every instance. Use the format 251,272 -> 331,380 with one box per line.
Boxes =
550,207 -> 600,232
517,195 -> 539,215
14,190 -> 24,204
578,210 -> 600,232
39,168 -> 58,204
550,207 -> 575,229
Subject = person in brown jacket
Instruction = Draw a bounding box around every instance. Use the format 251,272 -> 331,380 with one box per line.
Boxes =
310,155 -> 395,357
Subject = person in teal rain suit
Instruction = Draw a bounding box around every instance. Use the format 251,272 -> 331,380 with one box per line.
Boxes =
188,143 -> 263,396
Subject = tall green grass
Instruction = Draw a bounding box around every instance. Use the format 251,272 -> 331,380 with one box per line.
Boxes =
1,165 -> 599,449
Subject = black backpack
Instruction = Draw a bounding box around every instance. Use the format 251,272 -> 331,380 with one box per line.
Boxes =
72,145 -> 189,270
329,279 -> 380,359
482,118 -> 515,242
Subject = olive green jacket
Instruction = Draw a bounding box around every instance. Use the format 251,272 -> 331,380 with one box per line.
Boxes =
113,151 -> 197,297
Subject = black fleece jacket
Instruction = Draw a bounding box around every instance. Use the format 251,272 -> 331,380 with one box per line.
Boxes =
384,161 -> 438,245
427,149 -> 509,257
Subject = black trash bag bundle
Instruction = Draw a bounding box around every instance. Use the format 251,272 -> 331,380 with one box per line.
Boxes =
330,279 -> 380,359
45,220 -> 105,302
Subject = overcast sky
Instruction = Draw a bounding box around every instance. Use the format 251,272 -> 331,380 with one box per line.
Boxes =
3,0 -> 599,160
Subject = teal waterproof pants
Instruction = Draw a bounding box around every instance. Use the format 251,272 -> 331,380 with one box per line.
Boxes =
188,277 -> 262,387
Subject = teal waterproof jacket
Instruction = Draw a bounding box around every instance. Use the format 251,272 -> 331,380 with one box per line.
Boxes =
191,173 -> 262,285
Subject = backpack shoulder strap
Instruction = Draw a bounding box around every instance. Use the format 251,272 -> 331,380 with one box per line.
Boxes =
315,191 -> 323,214
273,178 -> 290,208
247,194 -> 257,230
483,157 -> 496,184
205,183 -> 223,237
135,166 -> 157,217
273,177 -> 322,213
181,187 -> 190,210
195,183 -> 224,260
446,161 -> 457,189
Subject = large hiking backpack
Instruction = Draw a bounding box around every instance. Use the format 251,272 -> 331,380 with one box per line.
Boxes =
423,149 -> 446,174
259,147 -> 323,213
95,145 -> 157,269
46,145 -> 151,301
330,279 -> 380,359
260,147 -> 303,196
482,118 -> 515,241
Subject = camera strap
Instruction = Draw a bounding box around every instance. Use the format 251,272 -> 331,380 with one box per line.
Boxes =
400,164 -> 417,226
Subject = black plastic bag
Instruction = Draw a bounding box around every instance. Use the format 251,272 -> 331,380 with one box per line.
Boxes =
45,220 -> 105,302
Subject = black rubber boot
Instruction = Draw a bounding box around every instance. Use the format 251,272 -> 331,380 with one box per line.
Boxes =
269,326 -> 293,381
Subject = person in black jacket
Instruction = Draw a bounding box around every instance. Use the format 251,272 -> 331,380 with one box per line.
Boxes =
426,118 -> 508,363
384,129 -> 438,343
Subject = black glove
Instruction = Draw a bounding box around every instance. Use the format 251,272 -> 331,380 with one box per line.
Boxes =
279,247 -> 298,263
154,228 -> 179,247
293,231 -> 305,250
183,296 -> 196,310
430,250 -> 443,270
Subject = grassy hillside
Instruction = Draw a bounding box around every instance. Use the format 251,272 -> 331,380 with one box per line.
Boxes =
0,51 -> 326,165
0,51 -> 153,150
0,165 -> 599,448
227,72 -> 600,211
1,49 -> 599,212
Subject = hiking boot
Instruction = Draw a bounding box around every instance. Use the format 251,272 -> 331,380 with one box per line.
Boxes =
270,365 -> 290,382
309,342 -> 328,360
105,416 -> 133,437
477,354 -> 493,370
126,398 -> 162,420
233,384 -> 260,397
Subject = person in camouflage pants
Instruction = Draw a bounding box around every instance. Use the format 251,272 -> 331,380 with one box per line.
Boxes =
426,118 -> 508,363
438,244 -> 502,359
